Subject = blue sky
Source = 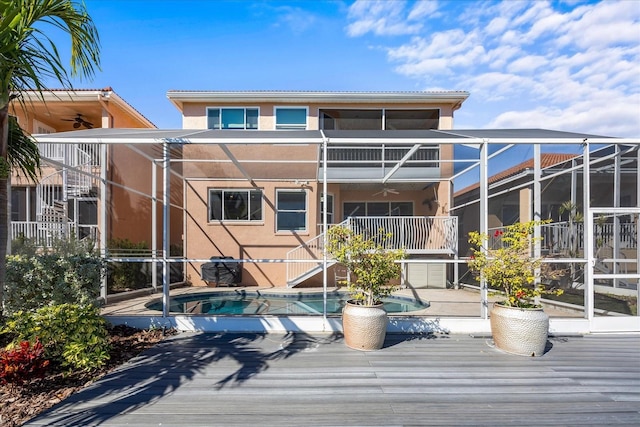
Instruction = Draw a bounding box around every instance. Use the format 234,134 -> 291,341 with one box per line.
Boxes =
56,0 -> 639,137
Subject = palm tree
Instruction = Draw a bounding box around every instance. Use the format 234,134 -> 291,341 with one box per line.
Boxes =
0,0 -> 100,315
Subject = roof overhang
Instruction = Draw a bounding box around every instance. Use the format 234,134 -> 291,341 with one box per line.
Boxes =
166,90 -> 470,112
16,89 -> 156,129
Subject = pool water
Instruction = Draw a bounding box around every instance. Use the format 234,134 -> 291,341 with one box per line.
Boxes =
145,291 -> 428,315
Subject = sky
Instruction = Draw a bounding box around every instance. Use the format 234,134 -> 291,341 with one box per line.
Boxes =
52,0 -> 640,137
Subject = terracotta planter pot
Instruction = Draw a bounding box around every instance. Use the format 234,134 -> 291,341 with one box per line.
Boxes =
490,303 -> 549,357
342,300 -> 387,351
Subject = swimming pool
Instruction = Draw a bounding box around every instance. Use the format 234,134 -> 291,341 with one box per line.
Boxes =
145,291 -> 429,315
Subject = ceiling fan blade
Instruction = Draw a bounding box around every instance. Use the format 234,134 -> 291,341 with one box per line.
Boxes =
73,122 -> 81,129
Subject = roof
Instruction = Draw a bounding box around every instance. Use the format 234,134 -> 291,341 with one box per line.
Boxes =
166,90 -> 471,111
33,128 -> 623,145
18,88 -> 156,129
454,153 -> 579,197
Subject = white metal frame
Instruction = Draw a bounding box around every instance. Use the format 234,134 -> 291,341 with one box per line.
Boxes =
30,130 -> 640,334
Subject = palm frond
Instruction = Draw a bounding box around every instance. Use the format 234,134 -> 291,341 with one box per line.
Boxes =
8,115 -> 40,182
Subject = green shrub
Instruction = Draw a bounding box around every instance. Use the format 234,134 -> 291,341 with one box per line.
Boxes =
5,235 -> 104,314
2,304 -> 111,371
107,238 -> 150,292
5,253 -> 103,314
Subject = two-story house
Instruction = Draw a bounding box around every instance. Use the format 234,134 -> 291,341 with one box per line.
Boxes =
166,90 -> 469,289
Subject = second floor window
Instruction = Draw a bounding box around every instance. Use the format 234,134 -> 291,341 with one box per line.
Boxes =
207,108 -> 258,130
275,107 -> 307,130
209,189 -> 263,222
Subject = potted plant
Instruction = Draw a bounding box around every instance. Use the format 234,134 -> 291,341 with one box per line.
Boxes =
467,220 -> 563,356
327,225 -> 406,350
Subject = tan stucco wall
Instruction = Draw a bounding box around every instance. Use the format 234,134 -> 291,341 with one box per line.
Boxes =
181,102 -> 458,130
184,179 -> 321,287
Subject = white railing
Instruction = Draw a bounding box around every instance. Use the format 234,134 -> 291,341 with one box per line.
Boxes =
344,216 -> 458,254
488,221 -> 637,255
11,221 -> 77,248
286,216 -> 458,285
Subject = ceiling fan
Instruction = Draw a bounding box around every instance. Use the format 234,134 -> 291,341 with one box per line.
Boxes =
373,187 -> 399,197
63,114 -> 94,129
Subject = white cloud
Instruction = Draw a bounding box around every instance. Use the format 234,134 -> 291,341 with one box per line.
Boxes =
407,0 -> 439,21
506,55 -> 548,74
273,6 -> 317,33
346,0 -> 424,36
347,0 -> 640,137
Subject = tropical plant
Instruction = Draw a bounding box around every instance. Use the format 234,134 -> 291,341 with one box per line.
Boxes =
5,235 -> 104,314
0,338 -> 49,386
326,225 -> 406,306
0,0 -> 101,314
467,220 -> 563,308
2,303 -> 111,370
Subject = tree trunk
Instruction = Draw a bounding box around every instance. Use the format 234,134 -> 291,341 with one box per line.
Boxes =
0,104 -> 9,316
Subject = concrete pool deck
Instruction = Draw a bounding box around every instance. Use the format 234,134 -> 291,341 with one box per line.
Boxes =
101,285 -> 583,318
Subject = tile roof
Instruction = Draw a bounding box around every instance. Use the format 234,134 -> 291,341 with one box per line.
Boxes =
454,153 -> 578,197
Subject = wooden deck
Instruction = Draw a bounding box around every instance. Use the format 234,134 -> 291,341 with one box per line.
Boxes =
24,333 -> 640,426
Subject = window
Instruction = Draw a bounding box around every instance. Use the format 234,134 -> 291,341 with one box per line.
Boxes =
207,108 -> 259,130
276,189 -> 307,232
209,189 -> 263,222
319,109 -> 440,130
11,187 -> 37,221
320,109 -> 382,130
343,202 -> 412,219
320,193 -> 334,225
385,109 -> 439,130
275,107 -> 307,130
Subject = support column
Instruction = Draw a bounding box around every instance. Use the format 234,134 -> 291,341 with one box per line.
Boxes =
583,142 -> 593,321
479,141 -> 489,319
162,142 -> 170,318
152,160 -> 157,293
321,133 -> 329,330
100,143 -> 108,300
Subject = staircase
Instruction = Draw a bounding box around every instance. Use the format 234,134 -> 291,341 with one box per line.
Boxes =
286,216 -> 458,287
34,143 -> 96,245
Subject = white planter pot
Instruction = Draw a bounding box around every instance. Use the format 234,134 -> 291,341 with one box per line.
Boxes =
342,300 -> 387,351
490,303 -> 549,357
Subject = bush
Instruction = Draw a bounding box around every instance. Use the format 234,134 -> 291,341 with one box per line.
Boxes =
0,339 -> 50,385
5,254 -> 103,314
2,304 -> 111,371
107,238 -> 150,292
5,236 -> 104,314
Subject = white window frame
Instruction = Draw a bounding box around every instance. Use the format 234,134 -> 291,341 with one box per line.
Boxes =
274,106 -> 308,130
276,189 -> 308,232
208,189 -> 264,222
206,107 -> 260,130
342,201 -> 413,219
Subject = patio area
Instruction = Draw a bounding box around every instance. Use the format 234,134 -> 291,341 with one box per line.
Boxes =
23,332 -> 640,426
101,285 -> 584,318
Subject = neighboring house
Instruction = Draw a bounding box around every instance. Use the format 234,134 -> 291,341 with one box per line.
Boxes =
166,90 -> 470,288
453,148 -> 638,290
454,153 -> 578,250
9,88 -> 182,253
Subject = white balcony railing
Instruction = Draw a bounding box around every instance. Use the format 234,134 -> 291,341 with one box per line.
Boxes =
10,222 -> 98,249
286,216 -> 457,285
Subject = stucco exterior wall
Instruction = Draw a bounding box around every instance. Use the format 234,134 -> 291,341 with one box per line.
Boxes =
181,102 -> 458,130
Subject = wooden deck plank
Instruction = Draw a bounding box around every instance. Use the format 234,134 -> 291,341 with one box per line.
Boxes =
23,333 -> 640,427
